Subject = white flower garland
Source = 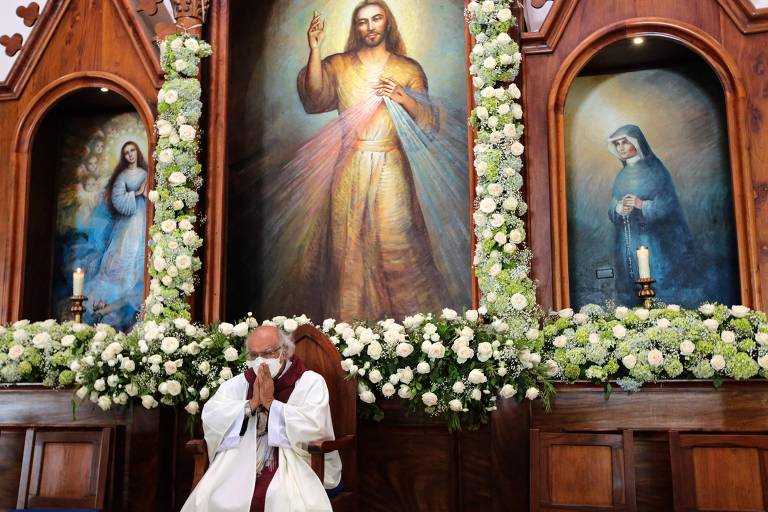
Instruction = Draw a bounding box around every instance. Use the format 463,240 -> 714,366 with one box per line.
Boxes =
143,34 -> 211,323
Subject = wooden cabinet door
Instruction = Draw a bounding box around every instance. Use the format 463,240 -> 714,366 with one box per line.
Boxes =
531,430 -> 637,511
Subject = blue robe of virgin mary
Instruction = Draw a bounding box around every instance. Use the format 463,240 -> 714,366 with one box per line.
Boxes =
607,125 -> 694,304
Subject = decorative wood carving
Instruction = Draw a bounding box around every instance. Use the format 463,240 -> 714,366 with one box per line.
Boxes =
0,34 -> 23,57
170,0 -> 208,35
718,0 -> 768,34
136,0 -> 164,16
545,19 -> 762,311
16,3 -> 41,27
521,0 -> 577,54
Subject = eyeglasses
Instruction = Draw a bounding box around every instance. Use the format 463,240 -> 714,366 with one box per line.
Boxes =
245,346 -> 281,361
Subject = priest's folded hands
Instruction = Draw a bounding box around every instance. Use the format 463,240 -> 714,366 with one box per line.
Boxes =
181,325 -> 342,512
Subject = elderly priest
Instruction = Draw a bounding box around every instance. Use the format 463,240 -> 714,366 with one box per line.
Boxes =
182,325 -> 342,512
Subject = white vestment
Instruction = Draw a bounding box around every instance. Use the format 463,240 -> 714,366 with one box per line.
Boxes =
181,370 -> 342,512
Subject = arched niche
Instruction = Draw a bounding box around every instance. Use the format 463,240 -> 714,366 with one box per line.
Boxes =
547,19 -> 761,310
13,76 -> 154,330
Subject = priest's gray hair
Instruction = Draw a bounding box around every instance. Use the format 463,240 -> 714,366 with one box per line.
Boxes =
279,329 -> 296,358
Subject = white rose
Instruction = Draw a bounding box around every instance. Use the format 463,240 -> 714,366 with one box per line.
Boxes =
573,313 -> 588,325
416,361 -> 431,374
500,53 -> 513,65
612,325 -> 627,338
421,392 -> 438,407
757,332 -> 768,346
699,304 -> 716,316
477,342 -> 493,362
172,200 -> 184,210
470,388 -> 482,401
364,341 -> 381,360
161,336 -> 179,354
647,349 -> 664,368
106,374 -> 119,388
368,369 -> 383,384
759,355 -> 768,369
283,319 -> 299,333
615,306 -> 629,319
184,37 -> 200,51
397,385 -> 411,399
185,401 -> 200,415
121,359 -> 136,372
553,336 -> 567,348
510,141 -> 525,156
158,148 -> 174,164
97,396 -> 112,411
32,332 -> 51,350
703,319 -> 719,331
164,360 -> 178,375
479,197 -> 497,214
94,378 -> 106,391
449,399 -> 463,412
526,328 -> 540,341
150,303 -> 164,316
456,345 -> 475,363
168,171 -> 187,186
397,367 -> 414,384
141,395 -> 158,409
198,360 -> 211,375
174,59 -> 189,72
475,106 -> 489,120
125,383 -> 139,396
179,219 -> 193,231
163,89 -> 178,104
199,387 -> 210,399
76,386 -> 89,400
487,116 -> 499,128
441,308 -> 458,320
468,368 -> 487,385
229,322 -> 247,338
511,293 -> 528,310
223,347 -> 239,361
147,189 -> 159,203
170,37 -> 184,50
70,360 -> 81,371
219,367 -> 233,380
157,119 -> 173,137
509,229 -> 524,243
489,214 -> 505,228
8,344 -> 24,360
710,354 -> 726,371
218,322 -> 234,335
635,308 -> 650,321
721,330 -> 736,344
680,340 -> 695,356
657,318 -> 670,329
452,381 -> 466,394
731,305 -> 750,318
359,390 -> 376,403
493,232 -> 507,246
182,231 -> 198,246
60,334 -> 76,347
525,387 -> 540,400
376,382 -> 394,397
498,7 -> 513,21
622,354 -> 637,369
481,0 -> 495,13
558,308 -> 574,319
428,342 -> 446,359
500,384 -> 517,398
472,76 -> 485,88
389,341 -> 412,358
160,219 -> 177,233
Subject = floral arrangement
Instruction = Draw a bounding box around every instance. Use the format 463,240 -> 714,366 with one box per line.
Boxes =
143,33 -> 211,324
466,0 -> 537,326
542,303 -> 768,391
323,308 -> 550,430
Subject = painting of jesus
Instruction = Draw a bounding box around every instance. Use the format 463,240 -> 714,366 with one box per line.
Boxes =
227,0 -> 471,322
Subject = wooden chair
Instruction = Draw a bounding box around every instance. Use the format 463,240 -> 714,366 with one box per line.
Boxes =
186,324 -> 357,511
16,427 -> 112,511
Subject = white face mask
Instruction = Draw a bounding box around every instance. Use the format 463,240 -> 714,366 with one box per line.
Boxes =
247,356 -> 282,377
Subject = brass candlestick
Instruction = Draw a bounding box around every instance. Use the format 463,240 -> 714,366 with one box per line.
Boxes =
635,278 -> 656,309
69,295 -> 88,323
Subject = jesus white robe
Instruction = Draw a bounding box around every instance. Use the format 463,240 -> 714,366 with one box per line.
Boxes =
181,370 -> 342,512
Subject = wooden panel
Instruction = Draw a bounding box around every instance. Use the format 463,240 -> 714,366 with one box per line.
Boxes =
532,430 -> 636,511
549,444 -> 613,505
0,429 -> 26,510
633,433 -> 674,512
531,382 -> 768,432
38,441 -> 94,498
691,447 -> 764,510
22,429 -> 111,509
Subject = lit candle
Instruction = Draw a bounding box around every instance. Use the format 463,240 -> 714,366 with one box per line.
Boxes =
636,246 -> 651,279
73,268 -> 85,296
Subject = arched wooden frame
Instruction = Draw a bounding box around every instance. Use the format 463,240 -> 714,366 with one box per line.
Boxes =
4,72 -> 156,321
547,18 -> 762,310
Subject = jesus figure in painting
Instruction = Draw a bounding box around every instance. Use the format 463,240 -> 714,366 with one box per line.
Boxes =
295,0 -> 449,321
